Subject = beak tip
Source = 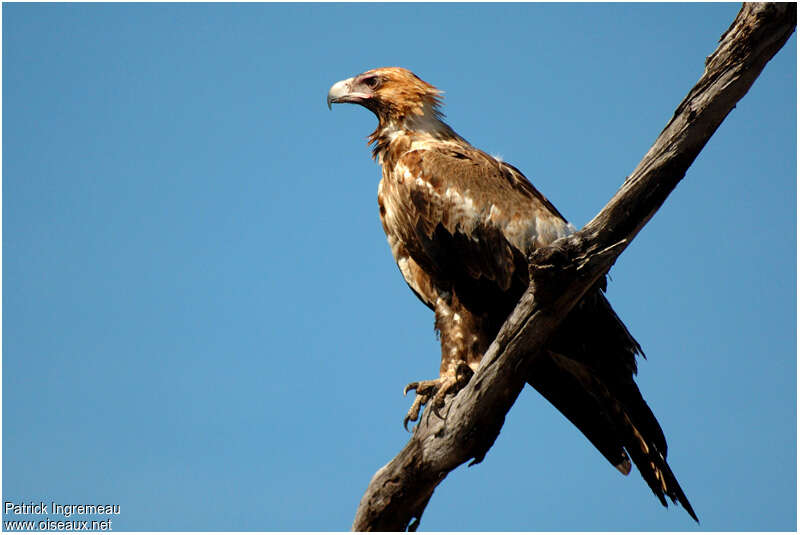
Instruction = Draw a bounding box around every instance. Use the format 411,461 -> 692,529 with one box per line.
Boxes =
327,78 -> 352,111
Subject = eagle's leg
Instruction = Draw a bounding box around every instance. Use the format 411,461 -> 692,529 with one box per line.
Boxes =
403,292 -> 487,429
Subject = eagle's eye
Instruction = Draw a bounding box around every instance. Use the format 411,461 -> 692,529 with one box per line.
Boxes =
362,76 -> 379,89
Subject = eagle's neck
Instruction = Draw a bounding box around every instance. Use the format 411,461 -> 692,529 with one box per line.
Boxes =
370,102 -> 464,163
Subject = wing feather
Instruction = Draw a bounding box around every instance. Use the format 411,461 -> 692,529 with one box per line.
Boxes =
391,145 -> 572,293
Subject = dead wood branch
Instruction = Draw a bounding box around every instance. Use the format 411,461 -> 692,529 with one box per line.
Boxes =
352,3 -> 796,531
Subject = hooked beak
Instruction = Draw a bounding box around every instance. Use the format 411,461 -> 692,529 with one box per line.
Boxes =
327,77 -> 369,110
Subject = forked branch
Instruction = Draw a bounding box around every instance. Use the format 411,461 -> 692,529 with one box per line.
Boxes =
352,3 -> 796,531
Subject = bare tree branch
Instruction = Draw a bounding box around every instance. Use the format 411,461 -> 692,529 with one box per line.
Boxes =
352,3 -> 796,531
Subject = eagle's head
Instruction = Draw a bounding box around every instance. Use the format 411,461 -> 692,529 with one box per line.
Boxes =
327,67 -> 445,126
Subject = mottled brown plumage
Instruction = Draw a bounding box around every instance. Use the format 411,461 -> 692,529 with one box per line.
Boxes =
328,67 -> 697,521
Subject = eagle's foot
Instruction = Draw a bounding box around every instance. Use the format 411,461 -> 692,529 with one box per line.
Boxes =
403,363 -> 474,430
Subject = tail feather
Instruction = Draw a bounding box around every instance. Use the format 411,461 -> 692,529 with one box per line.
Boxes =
527,350 -> 633,474
526,287 -> 697,521
624,415 -> 698,521
527,351 -> 697,521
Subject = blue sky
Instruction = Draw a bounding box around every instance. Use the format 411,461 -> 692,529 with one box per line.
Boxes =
2,2 -> 795,531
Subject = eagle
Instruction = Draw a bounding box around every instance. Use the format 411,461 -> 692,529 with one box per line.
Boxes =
328,67 -> 697,522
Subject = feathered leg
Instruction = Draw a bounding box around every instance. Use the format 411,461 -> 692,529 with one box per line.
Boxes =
403,291 -> 488,429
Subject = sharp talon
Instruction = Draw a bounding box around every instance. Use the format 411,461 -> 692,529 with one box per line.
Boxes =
404,382 -> 419,396
401,372 -> 470,428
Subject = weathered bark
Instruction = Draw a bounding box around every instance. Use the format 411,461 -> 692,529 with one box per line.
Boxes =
352,3 -> 796,531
